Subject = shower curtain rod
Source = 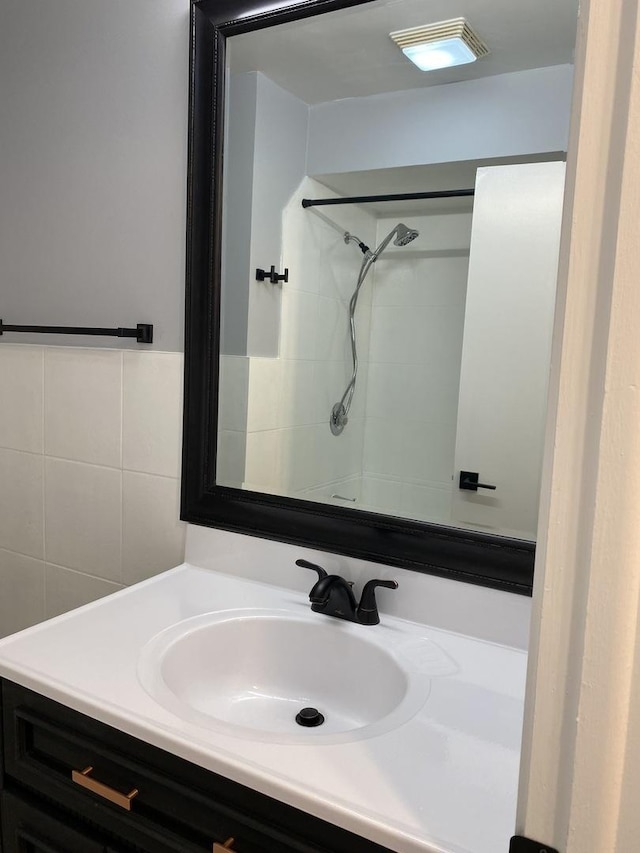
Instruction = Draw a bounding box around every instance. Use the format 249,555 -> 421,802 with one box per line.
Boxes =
301,188 -> 475,208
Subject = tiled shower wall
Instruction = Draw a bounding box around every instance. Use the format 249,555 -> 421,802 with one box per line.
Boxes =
362,211 -> 472,522
217,177 -> 377,502
0,344 -> 185,638
244,178 -> 377,501
217,186 -> 473,524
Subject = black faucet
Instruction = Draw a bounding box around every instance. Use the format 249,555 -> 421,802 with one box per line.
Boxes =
296,559 -> 398,626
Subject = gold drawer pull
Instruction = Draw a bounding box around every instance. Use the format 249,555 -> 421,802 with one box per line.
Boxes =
213,838 -> 235,852
71,765 -> 139,811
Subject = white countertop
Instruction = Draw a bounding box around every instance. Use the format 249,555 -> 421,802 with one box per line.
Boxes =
0,563 -> 526,853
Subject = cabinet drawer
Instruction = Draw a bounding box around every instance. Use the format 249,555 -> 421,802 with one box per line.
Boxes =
1,788 -> 162,853
2,681 -> 393,853
1,789 -> 106,853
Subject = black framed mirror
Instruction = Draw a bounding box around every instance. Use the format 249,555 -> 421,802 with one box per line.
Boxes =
182,0 -> 577,594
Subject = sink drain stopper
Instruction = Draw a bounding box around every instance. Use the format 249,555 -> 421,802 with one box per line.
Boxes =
295,707 -> 325,727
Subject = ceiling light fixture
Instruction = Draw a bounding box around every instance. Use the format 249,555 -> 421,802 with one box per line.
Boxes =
390,18 -> 489,72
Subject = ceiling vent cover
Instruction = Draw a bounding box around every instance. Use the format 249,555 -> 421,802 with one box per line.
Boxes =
390,18 -> 489,70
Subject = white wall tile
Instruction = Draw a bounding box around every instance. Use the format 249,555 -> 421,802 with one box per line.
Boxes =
45,564 -> 123,619
45,458 -> 122,581
0,345 -> 43,453
366,362 -> 460,425
315,295 -> 348,363
1,343 -> 187,635
401,482 -> 453,523
316,418 -> 365,485
245,430 -> 282,491
361,237 -> 470,517
216,430 -> 246,487
363,418 -> 456,485
314,361 -> 346,426
373,255 -> 469,308
281,193 -> 322,296
368,304 -> 465,365
218,355 -> 249,431
301,475 -> 362,504
361,476 -> 404,512
247,358 -> 282,432
279,359 -> 315,427
279,290 -> 318,360
0,549 -> 45,637
278,426 -> 321,492
122,472 -> 185,585
123,351 -> 183,477
0,449 -> 44,559
272,177 -> 378,497
45,348 -> 122,467
404,423 -> 457,486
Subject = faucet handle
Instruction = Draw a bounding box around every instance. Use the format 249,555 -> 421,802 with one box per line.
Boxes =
295,558 -> 328,582
357,579 -> 398,625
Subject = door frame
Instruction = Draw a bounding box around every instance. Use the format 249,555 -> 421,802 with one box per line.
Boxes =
517,0 -> 640,848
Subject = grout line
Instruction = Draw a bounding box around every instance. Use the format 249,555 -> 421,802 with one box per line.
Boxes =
0,447 -> 180,480
31,453 -> 122,472
44,560 -> 126,588
0,445 -> 47,458
121,468 -> 178,481
0,342 -> 178,355
119,350 -> 124,585
43,561 -> 49,619
41,347 -> 47,616
0,545 -> 45,563
40,346 -> 45,455
120,350 -> 124,470
42,350 -> 47,604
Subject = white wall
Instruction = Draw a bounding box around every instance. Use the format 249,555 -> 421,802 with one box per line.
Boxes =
0,0 -> 189,351
222,65 -> 574,360
452,162 -> 565,539
307,65 -> 573,177
186,525 -> 532,649
221,74 -> 258,356
0,344 -> 185,638
221,72 -> 309,357
0,0 -> 190,635
248,73 -> 309,357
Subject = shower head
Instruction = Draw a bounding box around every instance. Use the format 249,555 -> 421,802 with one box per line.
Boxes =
371,222 -> 420,260
393,223 -> 420,246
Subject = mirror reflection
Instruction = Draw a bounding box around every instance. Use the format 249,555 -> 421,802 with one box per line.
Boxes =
217,0 -> 578,541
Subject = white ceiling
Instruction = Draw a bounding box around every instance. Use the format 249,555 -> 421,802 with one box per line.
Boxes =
228,0 -> 578,105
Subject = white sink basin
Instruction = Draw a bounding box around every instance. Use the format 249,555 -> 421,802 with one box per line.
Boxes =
138,609 -> 432,743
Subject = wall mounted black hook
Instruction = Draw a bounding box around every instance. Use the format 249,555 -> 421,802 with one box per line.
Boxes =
256,266 -> 288,284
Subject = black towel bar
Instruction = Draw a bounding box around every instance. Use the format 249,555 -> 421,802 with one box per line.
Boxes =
0,320 -> 153,344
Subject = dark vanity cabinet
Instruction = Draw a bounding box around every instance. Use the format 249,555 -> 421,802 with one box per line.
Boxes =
0,680 -> 394,853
